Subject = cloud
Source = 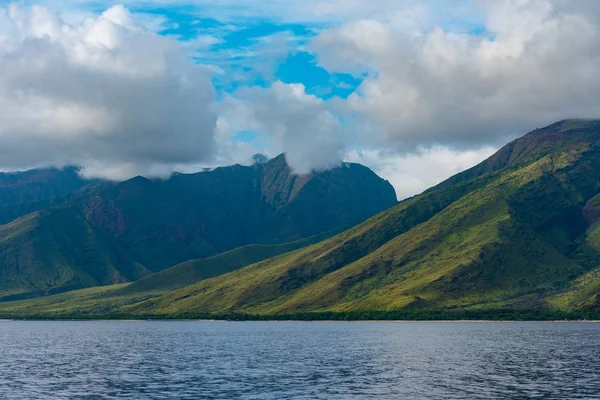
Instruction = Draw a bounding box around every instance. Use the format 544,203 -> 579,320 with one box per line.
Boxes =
216,81 -> 348,174
0,4 -> 217,179
209,0 -> 600,194
28,0 -> 475,25
347,147 -> 496,200
311,0 -> 600,151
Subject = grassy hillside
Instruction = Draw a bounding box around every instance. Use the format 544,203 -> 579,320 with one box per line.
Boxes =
124,120 -> 600,316
120,229 -> 339,294
0,233 -> 338,316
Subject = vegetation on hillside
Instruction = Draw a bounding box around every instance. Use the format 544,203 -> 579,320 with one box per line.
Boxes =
120,120 -> 600,317
3,120 -> 600,319
0,156 -> 396,299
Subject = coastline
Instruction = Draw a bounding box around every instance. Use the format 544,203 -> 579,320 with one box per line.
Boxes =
2,318 -> 599,323
1,309 -> 599,323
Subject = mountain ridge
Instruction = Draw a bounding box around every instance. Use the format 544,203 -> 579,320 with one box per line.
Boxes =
0,154 -> 396,300
121,119 -> 600,316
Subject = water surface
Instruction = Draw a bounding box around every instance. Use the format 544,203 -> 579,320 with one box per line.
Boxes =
0,321 -> 598,399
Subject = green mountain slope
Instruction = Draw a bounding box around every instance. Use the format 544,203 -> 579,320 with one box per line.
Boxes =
0,234 -> 338,316
125,120 -> 600,316
120,229 -> 338,294
0,155 -> 396,299
0,209 -> 149,301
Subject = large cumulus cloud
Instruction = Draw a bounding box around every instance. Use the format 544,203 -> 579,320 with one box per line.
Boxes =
312,0 -> 600,151
0,4 -> 216,179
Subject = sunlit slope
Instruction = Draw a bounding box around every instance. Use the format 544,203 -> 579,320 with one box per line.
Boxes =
120,230 -> 339,294
0,284 -> 141,316
0,233 -> 339,316
132,120 -> 600,315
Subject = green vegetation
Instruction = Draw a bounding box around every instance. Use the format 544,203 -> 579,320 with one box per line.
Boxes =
120,119 -> 600,317
2,309 -> 600,322
0,232 -> 339,316
0,155 -> 395,299
3,120 -> 600,320
120,229 -> 339,294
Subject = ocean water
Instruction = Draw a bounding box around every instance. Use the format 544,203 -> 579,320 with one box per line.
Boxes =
0,320 -> 598,399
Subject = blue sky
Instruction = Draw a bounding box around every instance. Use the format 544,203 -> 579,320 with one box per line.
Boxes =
1,0 -> 485,101
130,4 -> 366,100
107,1 -> 486,97
120,2 -> 374,154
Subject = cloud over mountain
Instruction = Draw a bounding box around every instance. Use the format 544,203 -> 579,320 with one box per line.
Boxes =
216,81 -> 348,174
207,0 -> 600,193
0,4 -> 217,179
312,0 -> 600,150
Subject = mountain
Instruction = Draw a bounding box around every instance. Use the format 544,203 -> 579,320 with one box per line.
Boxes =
117,119 -> 600,316
6,119 -> 600,319
119,229 -> 339,294
0,167 -> 95,207
0,155 -> 397,301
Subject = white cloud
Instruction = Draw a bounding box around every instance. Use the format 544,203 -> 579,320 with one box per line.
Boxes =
186,34 -> 223,48
216,81 -> 348,174
347,147 -> 496,199
0,4 -> 217,179
312,0 -> 600,151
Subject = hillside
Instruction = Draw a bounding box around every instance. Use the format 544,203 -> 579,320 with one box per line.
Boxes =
0,233 -> 339,316
0,155 -> 396,300
119,229 -> 338,294
122,119 -> 600,316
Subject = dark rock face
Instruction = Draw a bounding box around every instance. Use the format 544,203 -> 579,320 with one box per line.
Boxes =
83,194 -> 131,238
0,155 -> 397,298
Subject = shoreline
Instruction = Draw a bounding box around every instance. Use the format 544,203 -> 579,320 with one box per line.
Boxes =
2,320 -> 600,323
2,318 -> 600,323
1,308 -> 599,322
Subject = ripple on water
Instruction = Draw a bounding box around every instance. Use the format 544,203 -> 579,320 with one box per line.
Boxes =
0,321 -> 599,399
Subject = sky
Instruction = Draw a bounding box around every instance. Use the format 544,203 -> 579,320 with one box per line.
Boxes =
0,0 -> 599,199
